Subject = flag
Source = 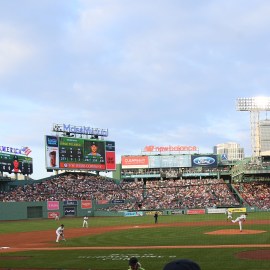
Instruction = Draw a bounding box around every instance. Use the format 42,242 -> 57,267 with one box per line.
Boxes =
22,147 -> 32,156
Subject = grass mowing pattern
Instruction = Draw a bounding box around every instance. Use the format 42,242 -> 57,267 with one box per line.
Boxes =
0,212 -> 269,270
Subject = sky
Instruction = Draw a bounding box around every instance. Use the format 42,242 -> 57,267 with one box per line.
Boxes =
1,0 -> 270,179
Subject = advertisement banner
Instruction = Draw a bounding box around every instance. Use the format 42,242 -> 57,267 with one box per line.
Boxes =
121,155 -> 149,169
106,151 -> 116,170
145,211 -> 163,216
171,210 -> 185,215
81,200 -> 92,209
59,162 -> 106,170
45,135 -> 59,169
48,212 -> 60,219
111,199 -> 125,204
207,208 -> 226,214
191,155 -> 218,167
64,200 -> 78,205
160,155 -> 186,168
187,209 -> 205,215
228,207 -> 247,213
98,200 -> 109,205
47,201 -> 59,210
105,141 -> 115,151
124,211 -> 143,217
148,156 -> 161,168
64,207 -> 76,216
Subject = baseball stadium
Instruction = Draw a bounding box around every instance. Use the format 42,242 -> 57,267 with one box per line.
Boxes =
0,99 -> 270,270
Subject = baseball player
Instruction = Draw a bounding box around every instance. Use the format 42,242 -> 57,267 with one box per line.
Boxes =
82,216 -> 88,228
154,212 -> 158,224
226,209 -> 232,221
231,213 -> 247,232
56,224 -> 66,242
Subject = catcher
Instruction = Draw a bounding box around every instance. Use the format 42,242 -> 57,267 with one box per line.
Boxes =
56,224 -> 66,242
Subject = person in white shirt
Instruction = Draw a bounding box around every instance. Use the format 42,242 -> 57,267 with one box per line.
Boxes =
232,213 -> 247,232
83,216 -> 89,228
56,224 -> 65,242
226,209 -> 233,221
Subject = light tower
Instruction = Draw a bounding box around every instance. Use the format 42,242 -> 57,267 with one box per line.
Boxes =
236,97 -> 270,157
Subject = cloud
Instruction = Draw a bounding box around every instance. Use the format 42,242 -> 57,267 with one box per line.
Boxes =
0,24 -> 36,77
0,0 -> 269,179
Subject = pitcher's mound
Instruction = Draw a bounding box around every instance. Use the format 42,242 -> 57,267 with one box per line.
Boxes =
205,229 -> 266,235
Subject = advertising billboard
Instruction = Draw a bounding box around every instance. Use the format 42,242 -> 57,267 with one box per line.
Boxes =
191,155 -> 218,167
122,154 -> 192,169
148,155 -> 191,168
0,153 -> 33,175
121,155 -> 149,169
45,136 -> 115,171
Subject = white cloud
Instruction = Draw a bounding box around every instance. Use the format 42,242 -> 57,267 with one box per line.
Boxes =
0,24 -> 36,76
0,0 -> 269,179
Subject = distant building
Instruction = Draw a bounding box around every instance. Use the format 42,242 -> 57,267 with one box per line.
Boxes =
213,142 -> 244,161
259,120 -> 270,156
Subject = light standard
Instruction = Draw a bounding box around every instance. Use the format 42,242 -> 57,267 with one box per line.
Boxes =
236,97 -> 270,158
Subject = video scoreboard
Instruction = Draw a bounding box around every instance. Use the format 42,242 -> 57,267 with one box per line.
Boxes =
45,135 -> 116,171
0,153 -> 33,175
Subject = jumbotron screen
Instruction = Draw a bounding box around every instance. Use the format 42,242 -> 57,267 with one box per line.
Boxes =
0,153 -> 33,175
45,135 -> 116,171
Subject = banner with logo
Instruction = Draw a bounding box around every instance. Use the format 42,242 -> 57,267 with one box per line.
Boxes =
81,200 -> 92,209
47,201 -> 59,210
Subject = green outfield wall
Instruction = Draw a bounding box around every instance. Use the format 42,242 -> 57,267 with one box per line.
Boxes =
0,200 -> 266,221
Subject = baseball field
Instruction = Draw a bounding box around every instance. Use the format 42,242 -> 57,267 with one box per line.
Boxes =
0,212 -> 269,270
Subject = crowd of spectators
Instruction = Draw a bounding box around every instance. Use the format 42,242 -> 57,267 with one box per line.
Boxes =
141,179 -> 239,209
233,182 -> 270,210
0,173 -> 243,210
0,174 -> 123,202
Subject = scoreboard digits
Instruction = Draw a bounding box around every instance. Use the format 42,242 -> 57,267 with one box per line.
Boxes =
59,147 -> 83,162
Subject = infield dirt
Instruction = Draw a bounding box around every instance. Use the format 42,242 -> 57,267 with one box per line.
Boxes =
1,219 -> 270,260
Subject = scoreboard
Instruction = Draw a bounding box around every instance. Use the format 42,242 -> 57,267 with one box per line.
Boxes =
45,135 -> 116,171
0,153 -> 33,175
59,137 -> 85,163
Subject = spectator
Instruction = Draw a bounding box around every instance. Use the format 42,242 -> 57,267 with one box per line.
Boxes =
128,257 -> 145,270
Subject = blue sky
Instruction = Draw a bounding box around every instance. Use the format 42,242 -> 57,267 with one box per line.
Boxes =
1,0 -> 270,179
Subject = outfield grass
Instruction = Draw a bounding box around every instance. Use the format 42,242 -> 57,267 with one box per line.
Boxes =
0,212 -> 269,270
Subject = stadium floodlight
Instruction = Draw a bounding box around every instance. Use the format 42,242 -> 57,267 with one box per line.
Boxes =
236,97 -> 270,158
236,97 -> 270,111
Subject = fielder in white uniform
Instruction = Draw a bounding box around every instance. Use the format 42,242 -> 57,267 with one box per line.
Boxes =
83,216 -> 89,228
227,210 -> 232,221
56,224 -> 66,242
232,213 -> 247,232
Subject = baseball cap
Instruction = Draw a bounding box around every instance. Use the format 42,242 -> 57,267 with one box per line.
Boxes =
129,257 -> 138,266
163,259 -> 201,270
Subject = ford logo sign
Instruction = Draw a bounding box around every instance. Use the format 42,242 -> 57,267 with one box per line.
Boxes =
193,157 -> 215,165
